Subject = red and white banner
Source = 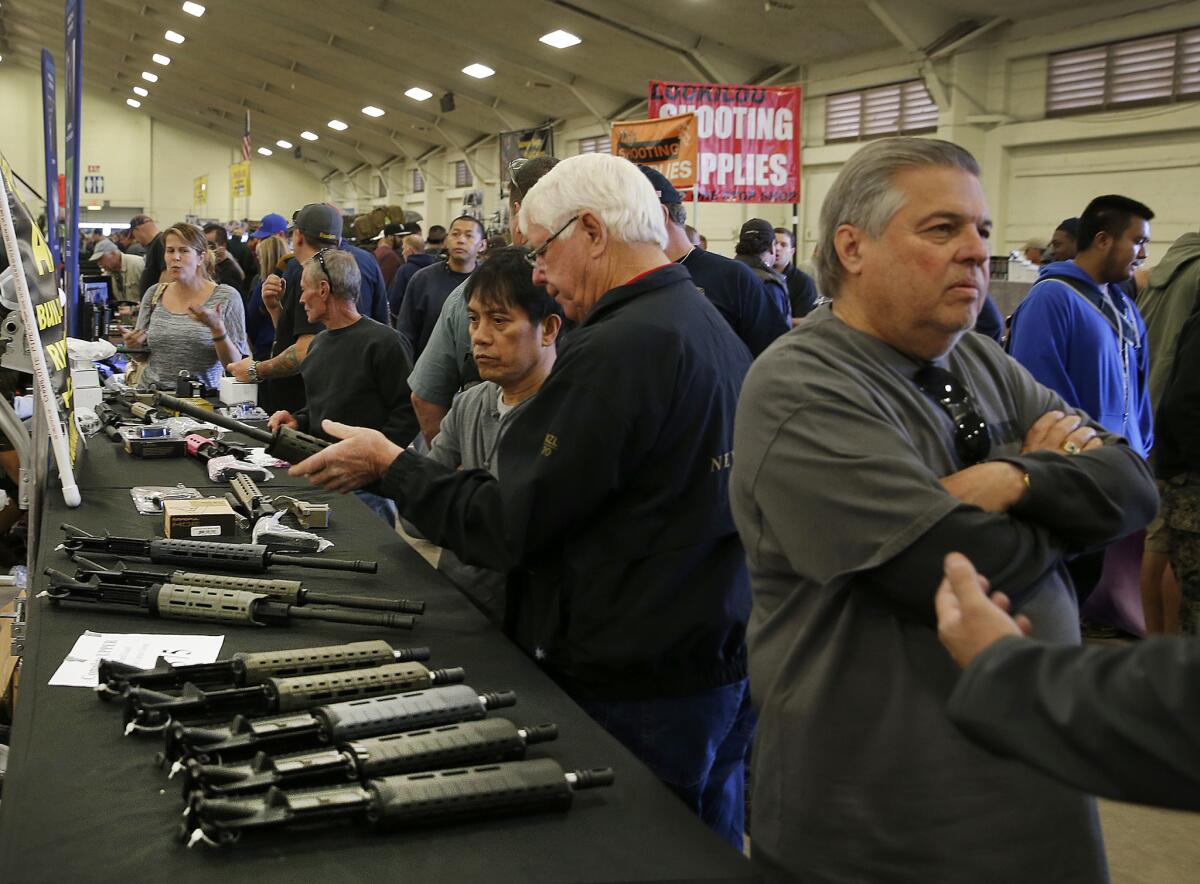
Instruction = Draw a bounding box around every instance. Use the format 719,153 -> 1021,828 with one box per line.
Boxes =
648,80 -> 802,203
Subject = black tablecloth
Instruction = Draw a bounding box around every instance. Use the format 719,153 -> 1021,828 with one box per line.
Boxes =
0,444 -> 757,883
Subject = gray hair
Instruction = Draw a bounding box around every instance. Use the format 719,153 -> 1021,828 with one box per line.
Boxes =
303,249 -> 360,301
815,137 -> 981,297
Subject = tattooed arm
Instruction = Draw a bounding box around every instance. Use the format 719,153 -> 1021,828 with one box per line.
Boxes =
227,335 -> 314,382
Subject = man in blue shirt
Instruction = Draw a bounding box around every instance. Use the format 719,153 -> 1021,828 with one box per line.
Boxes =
1009,194 -> 1155,459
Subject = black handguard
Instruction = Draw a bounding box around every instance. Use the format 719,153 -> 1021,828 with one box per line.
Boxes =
182,758 -> 614,847
163,684 -> 517,767
60,524 -> 378,574
185,719 -> 559,797
124,662 -> 465,733
153,391 -> 329,466
93,403 -> 124,442
97,640 -> 430,696
77,566 -> 423,615
42,571 -> 412,631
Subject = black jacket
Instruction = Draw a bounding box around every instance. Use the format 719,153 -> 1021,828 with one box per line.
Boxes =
380,264 -> 752,699
1155,310 -> 1200,477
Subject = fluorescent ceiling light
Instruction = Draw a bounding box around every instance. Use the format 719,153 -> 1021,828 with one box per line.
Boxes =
133,86 -> 148,97
182,2 -> 205,16
404,87 -> 432,101
461,63 -> 495,79
327,119 -> 348,131
127,98 -> 141,108
165,30 -> 185,44
539,30 -> 581,49
361,105 -> 384,117
141,71 -> 158,83
276,139 -> 293,149
300,130 -> 318,141
152,53 -> 171,65
87,204 -> 102,211
257,147 -> 272,156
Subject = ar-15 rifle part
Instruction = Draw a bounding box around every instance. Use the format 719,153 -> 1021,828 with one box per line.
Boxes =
124,661 -> 465,732
60,523 -> 378,574
184,718 -> 558,797
163,684 -> 517,767
184,434 -> 252,464
182,758 -> 614,847
155,391 -> 328,466
97,640 -> 431,696
42,570 -> 415,633
74,565 -> 424,616
93,402 -> 124,442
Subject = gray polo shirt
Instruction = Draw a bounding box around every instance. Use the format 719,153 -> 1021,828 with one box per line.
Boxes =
732,304 -> 1156,882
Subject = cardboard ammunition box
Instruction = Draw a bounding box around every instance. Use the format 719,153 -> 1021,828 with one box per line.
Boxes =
123,434 -> 186,458
164,497 -> 238,540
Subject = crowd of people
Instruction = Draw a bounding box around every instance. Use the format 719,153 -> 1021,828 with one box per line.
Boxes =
67,137 -> 1200,879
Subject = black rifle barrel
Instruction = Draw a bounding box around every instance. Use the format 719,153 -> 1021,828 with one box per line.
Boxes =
154,392 -> 329,465
154,392 -> 273,443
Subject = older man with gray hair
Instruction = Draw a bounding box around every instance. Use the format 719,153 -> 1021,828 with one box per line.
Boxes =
731,137 -> 1158,881
288,153 -> 756,850
267,248 -> 417,525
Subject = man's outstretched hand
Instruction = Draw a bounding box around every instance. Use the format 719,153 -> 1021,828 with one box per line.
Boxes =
288,420 -> 403,494
935,552 -> 1033,668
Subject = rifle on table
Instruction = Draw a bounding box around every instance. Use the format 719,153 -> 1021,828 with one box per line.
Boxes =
154,391 -> 328,466
123,661 -> 465,733
163,683 -> 517,768
69,560 -> 423,617
60,524 -> 378,574
226,474 -> 275,524
184,434 -> 252,464
41,569 -> 417,633
182,758 -> 613,848
98,639 -> 431,696
183,718 -> 559,798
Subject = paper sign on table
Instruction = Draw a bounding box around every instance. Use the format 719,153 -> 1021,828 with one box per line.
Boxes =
48,630 -> 225,688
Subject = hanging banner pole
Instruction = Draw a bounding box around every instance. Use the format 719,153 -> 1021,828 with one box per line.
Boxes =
0,171 -> 81,508
40,49 -> 61,271
63,0 -> 84,338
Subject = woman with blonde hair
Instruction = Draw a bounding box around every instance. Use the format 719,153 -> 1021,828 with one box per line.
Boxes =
245,233 -> 290,359
122,222 -> 248,390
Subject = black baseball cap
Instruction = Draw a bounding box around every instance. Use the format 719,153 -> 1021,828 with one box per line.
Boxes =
637,165 -> 682,205
737,218 -> 775,254
291,203 -> 341,245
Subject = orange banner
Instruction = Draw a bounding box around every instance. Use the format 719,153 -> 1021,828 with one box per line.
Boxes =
611,113 -> 697,190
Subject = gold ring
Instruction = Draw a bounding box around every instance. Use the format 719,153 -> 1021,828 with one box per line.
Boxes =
1063,441 -> 1081,455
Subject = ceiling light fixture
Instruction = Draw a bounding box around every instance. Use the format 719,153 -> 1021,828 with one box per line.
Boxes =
133,86 -> 148,97
141,71 -> 158,83
165,30 -> 185,44
327,119 -> 348,131
300,130 -> 318,141
539,30 -> 581,49
462,63 -> 495,79
152,53 -> 171,65
276,139 -> 293,149
404,87 -> 432,101
87,204 -> 102,211
361,105 -> 384,117
182,2 -> 205,16
127,98 -> 141,108
257,147 -> 272,156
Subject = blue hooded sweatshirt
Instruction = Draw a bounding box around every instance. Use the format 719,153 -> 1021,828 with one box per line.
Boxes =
1008,260 -> 1153,457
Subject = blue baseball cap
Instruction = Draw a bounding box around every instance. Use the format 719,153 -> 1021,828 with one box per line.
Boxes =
251,213 -> 288,238
637,165 -> 682,205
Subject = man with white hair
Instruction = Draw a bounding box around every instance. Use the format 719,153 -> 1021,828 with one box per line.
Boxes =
731,137 -> 1157,881
289,153 -> 755,850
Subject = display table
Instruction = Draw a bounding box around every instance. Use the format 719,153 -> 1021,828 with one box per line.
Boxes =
0,439 -> 757,883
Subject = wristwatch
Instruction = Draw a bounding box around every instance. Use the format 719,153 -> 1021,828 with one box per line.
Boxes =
246,361 -> 260,384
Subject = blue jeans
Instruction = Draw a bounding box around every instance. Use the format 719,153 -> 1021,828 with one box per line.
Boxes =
578,679 -> 755,852
355,490 -> 397,528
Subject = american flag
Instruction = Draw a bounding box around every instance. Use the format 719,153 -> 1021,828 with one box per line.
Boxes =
241,110 -> 251,162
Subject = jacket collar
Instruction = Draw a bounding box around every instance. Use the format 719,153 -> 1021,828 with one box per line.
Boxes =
581,263 -> 691,327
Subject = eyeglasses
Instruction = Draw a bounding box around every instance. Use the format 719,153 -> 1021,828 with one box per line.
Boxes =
313,248 -> 333,280
524,216 -> 578,267
913,365 -> 991,466
509,157 -> 531,191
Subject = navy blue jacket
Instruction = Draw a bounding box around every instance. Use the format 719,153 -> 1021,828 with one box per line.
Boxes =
682,248 -> 789,357
380,264 -> 752,700
387,252 -> 438,320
